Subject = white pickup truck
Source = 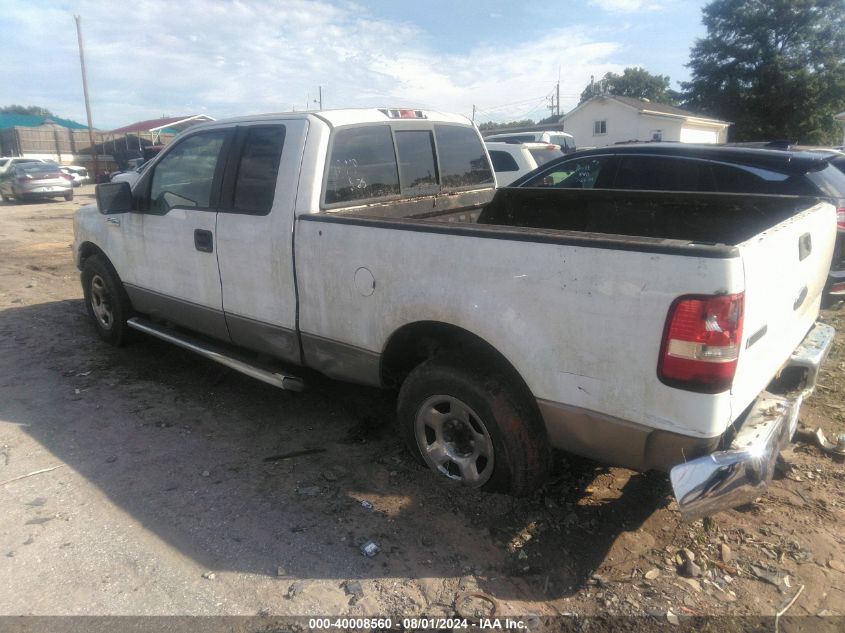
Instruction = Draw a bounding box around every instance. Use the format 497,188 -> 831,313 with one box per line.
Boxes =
74,108 -> 836,519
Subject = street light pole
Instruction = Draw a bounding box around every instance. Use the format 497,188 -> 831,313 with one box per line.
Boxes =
74,15 -> 99,180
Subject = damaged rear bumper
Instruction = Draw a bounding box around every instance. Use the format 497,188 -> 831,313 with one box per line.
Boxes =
670,322 -> 835,521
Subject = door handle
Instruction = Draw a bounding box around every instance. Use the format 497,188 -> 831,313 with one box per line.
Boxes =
194,229 -> 213,253
106,217 -> 121,226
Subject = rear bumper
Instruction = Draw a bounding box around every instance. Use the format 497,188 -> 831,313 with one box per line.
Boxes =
670,322 -> 835,520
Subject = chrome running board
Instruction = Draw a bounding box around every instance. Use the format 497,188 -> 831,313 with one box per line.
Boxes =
127,317 -> 304,392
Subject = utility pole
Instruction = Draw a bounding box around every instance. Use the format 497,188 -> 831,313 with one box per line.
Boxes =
318,86 -> 323,110
556,80 -> 560,117
471,104 -> 476,123
74,15 -> 98,180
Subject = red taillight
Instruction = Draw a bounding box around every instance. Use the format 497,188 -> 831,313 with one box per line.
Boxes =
658,293 -> 744,393
379,108 -> 427,119
837,207 -> 845,232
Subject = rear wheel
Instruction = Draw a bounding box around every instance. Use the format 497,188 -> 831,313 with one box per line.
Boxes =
398,356 -> 550,496
81,255 -> 134,346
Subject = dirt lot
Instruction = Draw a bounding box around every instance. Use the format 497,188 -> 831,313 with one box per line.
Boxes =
0,188 -> 844,624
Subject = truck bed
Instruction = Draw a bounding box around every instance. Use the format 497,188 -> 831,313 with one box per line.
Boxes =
300,188 -> 835,455
474,188 -> 817,246
328,188 -> 820,250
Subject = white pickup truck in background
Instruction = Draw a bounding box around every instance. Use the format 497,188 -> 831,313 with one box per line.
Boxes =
73,108 -> 836,519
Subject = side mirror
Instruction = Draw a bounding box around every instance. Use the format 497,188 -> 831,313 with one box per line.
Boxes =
96,181 -> 132,214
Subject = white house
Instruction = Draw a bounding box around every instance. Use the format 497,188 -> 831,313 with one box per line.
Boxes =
563,95 -> 730,148
835,111 -> 845,146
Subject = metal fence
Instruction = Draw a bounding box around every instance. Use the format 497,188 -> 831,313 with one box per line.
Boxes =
0,125 -> 176,169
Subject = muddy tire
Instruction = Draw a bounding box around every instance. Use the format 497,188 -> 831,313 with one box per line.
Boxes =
398,355 -> 550,496
81,255 -> 134,346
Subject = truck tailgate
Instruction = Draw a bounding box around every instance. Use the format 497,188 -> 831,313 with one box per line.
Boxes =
731,201 -> 836,412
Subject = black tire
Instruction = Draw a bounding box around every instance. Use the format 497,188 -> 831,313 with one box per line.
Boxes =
64,190 -> 73,201
398,355 -> 551,496
81,254 -> 134,346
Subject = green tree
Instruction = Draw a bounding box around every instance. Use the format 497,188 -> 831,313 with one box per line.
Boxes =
683,0 -> 845,144
477,119 -> 536,132
0,105 -> 56,117
579,67 -> 681,104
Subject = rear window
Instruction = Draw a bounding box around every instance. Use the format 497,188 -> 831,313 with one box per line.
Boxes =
806,164 -> 845,201
489,150 -> 520,172
395,130 -> 438,194
325,126 -> 400,205
17,164 -> 57,175
528,147 -> 564,167
711,163 -> 820,196
434,125 -> 493,189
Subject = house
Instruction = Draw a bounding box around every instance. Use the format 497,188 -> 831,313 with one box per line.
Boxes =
835,111 -> 845,146
563,95 -> 730,148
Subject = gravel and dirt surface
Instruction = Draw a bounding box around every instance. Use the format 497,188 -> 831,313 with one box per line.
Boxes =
0,188 -> 843,624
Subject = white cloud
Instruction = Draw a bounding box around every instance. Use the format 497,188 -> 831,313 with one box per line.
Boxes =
588,0 -> 666,13
0,0 -> 626,128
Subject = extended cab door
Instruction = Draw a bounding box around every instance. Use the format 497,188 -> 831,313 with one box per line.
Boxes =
215,120 -> 309,364
121,128 -> 232,340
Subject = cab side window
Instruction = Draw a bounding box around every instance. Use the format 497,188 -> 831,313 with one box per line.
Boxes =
149,131 -> 227,214
232,126 -> 286,214
614,156 -> 714,192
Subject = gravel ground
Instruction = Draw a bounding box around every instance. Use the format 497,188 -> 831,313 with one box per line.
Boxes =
0,188 -> 843,624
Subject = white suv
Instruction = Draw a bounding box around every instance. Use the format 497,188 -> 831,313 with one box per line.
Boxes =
485,141 -> 563,186
485,131 -> 576,153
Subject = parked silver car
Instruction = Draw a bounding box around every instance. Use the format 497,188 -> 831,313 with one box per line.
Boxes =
0,163 -> 73,202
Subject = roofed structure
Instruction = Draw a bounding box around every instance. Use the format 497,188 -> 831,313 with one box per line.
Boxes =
109,115 -> 215,143
0,114 -> 88,130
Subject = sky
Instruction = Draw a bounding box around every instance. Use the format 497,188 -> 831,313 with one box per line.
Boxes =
0,0 -> 710,130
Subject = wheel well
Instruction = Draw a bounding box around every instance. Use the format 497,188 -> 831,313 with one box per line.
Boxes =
77,242 -> 107,268
381,321 -> 533,397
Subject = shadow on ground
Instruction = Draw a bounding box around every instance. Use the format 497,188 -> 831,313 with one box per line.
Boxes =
0,299 -> 668,601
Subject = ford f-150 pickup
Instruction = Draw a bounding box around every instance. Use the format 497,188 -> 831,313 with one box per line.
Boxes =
73,108 -> 836,519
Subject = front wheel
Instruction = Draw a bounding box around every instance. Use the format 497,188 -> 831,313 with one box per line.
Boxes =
398,356 -> 550,496
81,255 -> 134,345
64,190 -> 73,201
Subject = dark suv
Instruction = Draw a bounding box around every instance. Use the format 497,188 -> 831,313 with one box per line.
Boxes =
511,144 -> 845,305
